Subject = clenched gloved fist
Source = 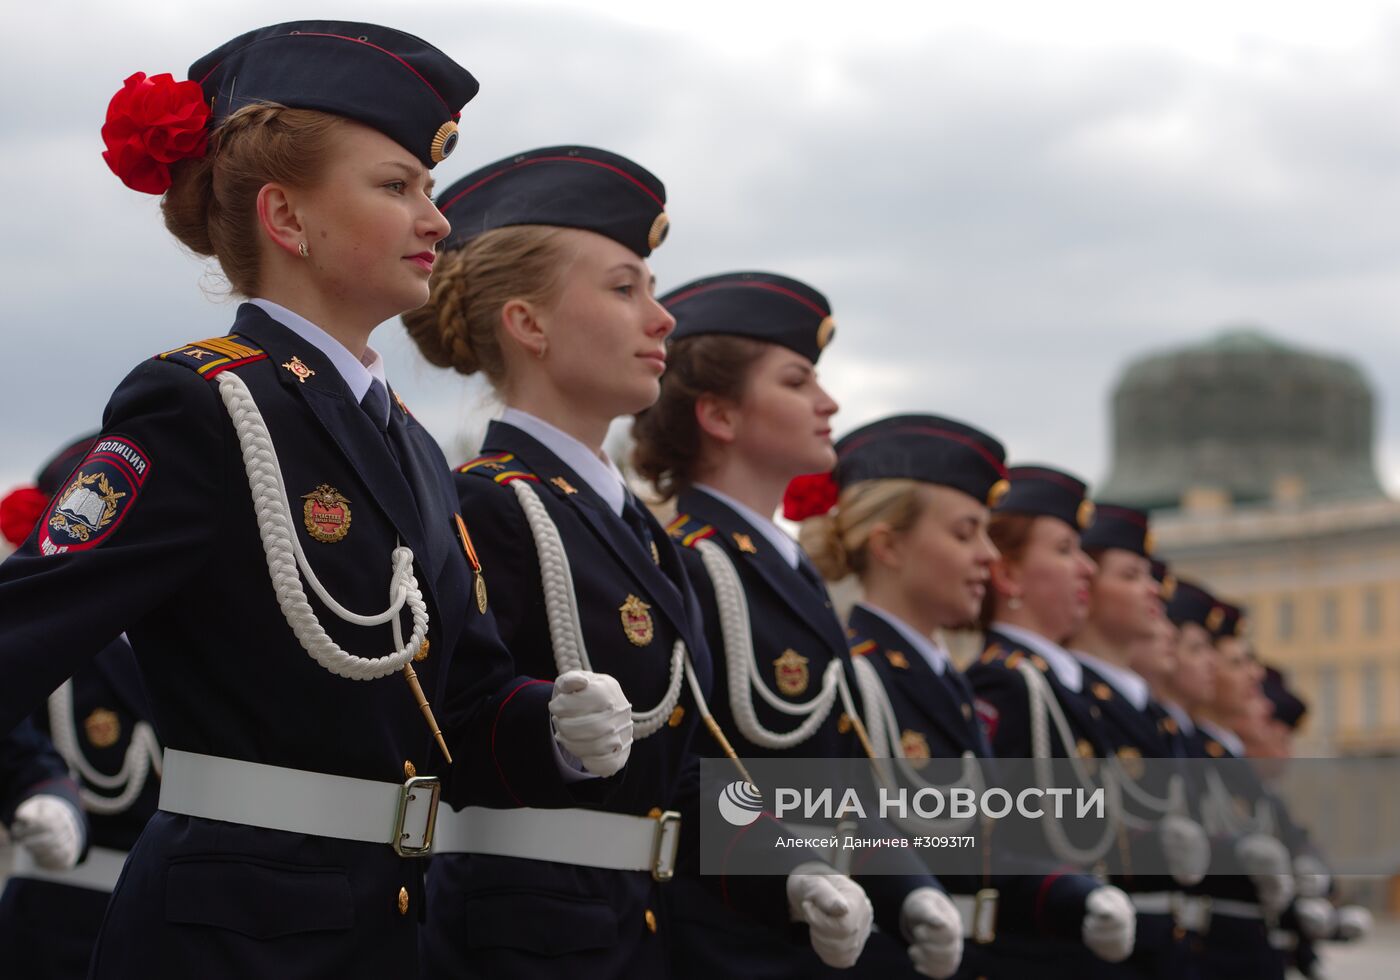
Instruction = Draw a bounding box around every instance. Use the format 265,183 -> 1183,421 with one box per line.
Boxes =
10,794 -> 84,870
1294,897 -> 1337,940
1293,854 -> 1331,899
1335,905 -> 1373,942
1159,814 -> 1211,886
787,862 -> 875,968
902,887 -> 963,979
1235,834 -> 1295,915
1082,885 -> 1135,963
550,670 -> 633,777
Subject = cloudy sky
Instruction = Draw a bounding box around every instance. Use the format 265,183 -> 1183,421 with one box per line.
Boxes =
4,0 -> 1400,500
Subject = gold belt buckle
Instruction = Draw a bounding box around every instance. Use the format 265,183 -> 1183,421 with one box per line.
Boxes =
651,810 -> 681,881
393,775 -> 441,857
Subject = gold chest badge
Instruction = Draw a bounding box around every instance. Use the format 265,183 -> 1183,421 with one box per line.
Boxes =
84,708 -> 121,749
773,649 -> 810,697
302,485 -> 352,543
619,594 -> 655,646
901,729 -> 931,761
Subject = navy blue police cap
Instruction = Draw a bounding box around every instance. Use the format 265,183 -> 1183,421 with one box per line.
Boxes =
1166,578 -> 1218,630
994,464 -> 1095,531
192,21 -> 478,167
1080,502 -> 1154,558
663,272 -> 835,364
1150,559 -> 1176,600
1208,600 -> 1245,640
436,146 -> 668,256
831,414 -> 1008,506
1261,666 -> 1307,729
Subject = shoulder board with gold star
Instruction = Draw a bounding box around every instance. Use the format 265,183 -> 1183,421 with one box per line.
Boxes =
849,638 -> 877,657
157,334 -> 267,379
665,513 -> 716,548
977,642 -> 1009,666
456,452 -> 539,485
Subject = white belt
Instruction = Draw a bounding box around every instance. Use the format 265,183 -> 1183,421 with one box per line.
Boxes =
158,749 -> 440,856
1133,892 -> 1212,932
1210,898 -> 1264,920
433,806 -> 681,881
10,845 -> 129,893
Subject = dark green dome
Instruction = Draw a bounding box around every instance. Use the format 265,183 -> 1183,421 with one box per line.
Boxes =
1100,326 -> 1383,510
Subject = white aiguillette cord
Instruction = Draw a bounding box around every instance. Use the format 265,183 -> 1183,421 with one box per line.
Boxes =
215,370 -> 449,761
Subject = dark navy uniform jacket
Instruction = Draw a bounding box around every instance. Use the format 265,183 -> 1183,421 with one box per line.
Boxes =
668,488 -> 939,980
849,604 -> 1103,980
0,304 -> 572,979
421,419 -> 713,980
0,636 -> 158,980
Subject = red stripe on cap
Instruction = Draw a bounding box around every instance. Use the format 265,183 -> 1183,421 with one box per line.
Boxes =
1009,467 -> 1084,492
439,155 -> 664,213
1094,504 -> 1147,527
663,280 -> 828,318
839,424 -> 1008,478
199,32 -> 453,114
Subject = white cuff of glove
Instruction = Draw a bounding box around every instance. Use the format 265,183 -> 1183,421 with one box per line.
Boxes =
11,794 -> 85,871
549,670 -> 633,778
901,887 -> 964,979
1159,814 -> 1211,887
787,862 -> 875,969
1083,885 -> 1135,963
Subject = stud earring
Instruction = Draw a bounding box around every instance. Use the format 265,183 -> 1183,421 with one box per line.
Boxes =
533,341 -> 547,360
298,242 -> 309,258
1007,596 -> 1023,611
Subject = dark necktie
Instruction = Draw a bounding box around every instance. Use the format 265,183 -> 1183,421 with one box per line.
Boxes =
360,379 -> 390,434
796,552 -> 828,598
622,495 -> 660,564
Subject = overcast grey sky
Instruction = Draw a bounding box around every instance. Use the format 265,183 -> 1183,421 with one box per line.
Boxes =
5,0 -> 1400,499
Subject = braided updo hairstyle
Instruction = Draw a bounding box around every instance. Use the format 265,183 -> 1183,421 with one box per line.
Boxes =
402,226 -> 570,385
160,104 -> 344,296
798,479 -> 928,582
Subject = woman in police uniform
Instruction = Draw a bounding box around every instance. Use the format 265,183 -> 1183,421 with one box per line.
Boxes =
0,23 -> 594,978
631,276 -> 958,979
801,415 -> 1136,979
0,435 -> 161,979
402,146 -> 714,979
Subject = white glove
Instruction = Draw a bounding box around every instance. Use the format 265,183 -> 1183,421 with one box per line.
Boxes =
901,887 -> 964,979
1335,904 -> 1372,941
1159,814 -> 1211,886
549,670 -> 633,778
787,862 -> 875,968
1294,897 -> 1337,940
1235,834 -> 1295,915
10,794 -> 84,871
1293,854 -> 1331,899
1082,885 -> 1135,963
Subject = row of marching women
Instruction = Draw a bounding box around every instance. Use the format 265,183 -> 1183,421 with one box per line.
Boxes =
0,15 -> 1372,980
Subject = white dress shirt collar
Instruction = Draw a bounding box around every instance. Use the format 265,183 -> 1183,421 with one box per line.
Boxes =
498,407 -> 629,517
692,484 -> 801,568
1071,650 -> 1151,711
855,602 -> 949,675
249,299 -> 387,421
990,621 -> 1083,692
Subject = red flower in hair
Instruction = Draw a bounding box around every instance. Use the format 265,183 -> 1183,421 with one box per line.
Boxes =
782,472 -> 839,522
1,486 -> 48,547
101,72 -> 210,194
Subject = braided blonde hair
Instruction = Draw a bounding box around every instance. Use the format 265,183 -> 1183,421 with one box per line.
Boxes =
799,479 -> 927,581
402,225 -> 569,384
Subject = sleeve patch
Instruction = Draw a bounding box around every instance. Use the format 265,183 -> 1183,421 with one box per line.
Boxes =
38,436 -> 150,555
974,698 -> 1000,742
